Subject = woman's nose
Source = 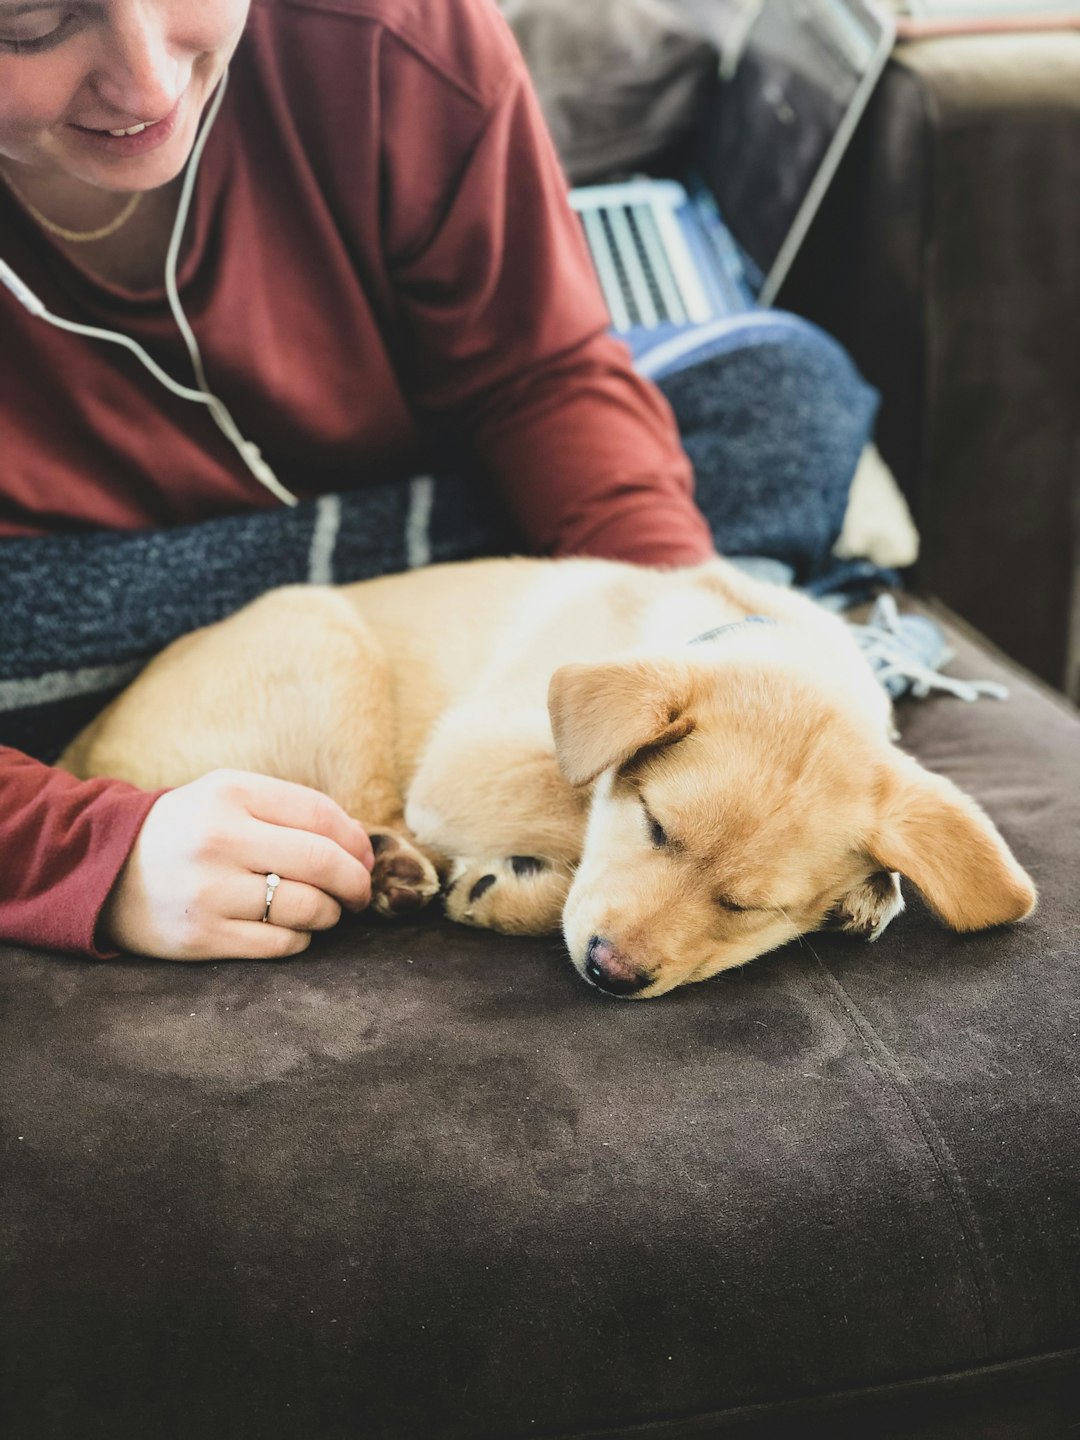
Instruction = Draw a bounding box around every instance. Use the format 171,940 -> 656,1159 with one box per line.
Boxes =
88,8 -> 186,121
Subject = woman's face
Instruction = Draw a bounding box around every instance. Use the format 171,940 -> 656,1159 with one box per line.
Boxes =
0,0 -> 251,191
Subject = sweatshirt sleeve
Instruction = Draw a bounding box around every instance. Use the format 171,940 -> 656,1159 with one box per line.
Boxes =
379,17 -> 717,567
0,747 -> 164,958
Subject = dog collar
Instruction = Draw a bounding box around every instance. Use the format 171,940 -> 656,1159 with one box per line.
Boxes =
688,616 -> 777,646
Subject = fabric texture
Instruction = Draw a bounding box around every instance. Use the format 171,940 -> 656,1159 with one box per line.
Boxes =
847,593 -> 1007,702
638,313 -> 880,583
2,604 -> 1078,1438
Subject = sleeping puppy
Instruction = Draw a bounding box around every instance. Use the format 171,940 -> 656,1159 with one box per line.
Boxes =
59,555 -> 1036,997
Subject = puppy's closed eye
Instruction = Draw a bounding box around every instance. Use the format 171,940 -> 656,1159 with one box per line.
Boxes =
715,894 -> 750,914
639,797 -> 673,849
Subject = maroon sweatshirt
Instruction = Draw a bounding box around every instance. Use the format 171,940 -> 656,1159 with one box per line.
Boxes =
0,0 -> 716,956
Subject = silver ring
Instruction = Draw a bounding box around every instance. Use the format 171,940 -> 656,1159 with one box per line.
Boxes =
261,872 -> 281,923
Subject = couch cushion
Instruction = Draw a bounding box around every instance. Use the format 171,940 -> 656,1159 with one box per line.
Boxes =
2,606 -> 1078,1438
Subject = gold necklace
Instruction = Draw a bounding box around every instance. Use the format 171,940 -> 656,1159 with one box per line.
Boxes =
0,170 -> 142,244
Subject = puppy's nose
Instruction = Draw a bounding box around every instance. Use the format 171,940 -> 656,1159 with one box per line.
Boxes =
585,936 -> 649,996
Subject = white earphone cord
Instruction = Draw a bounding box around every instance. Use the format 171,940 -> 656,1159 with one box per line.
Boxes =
0,68 -> 299,507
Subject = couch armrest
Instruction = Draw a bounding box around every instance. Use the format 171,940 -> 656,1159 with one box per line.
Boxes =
779,32 -> 1080,698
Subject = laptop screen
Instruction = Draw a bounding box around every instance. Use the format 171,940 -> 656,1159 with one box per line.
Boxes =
697,0 -> 894,305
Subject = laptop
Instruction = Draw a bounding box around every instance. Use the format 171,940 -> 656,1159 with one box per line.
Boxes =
568,0 -> 895,355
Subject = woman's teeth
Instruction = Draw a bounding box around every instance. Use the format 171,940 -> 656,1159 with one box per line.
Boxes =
105,121 -> 157,136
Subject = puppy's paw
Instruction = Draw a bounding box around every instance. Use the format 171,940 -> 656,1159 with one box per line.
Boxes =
444,855 -> 571,936
368,830 -> 441,918
826,869 -> 905,940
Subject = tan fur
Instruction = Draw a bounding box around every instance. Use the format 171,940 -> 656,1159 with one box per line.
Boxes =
59,555 -> 1037,997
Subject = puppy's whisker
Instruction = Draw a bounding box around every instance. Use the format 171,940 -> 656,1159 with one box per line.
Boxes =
773,902 -> 817,958
777,904 -> 825,964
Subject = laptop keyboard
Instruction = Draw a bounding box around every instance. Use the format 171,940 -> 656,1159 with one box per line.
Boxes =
569,178 -> 757,340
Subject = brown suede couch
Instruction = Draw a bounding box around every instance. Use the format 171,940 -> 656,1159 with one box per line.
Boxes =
2,24 -> 1079,1440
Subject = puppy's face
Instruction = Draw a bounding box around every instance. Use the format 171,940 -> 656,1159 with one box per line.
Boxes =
549,651 -> 1035,999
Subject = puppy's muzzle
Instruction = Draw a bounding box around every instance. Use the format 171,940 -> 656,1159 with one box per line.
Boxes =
585,936 -> 651,997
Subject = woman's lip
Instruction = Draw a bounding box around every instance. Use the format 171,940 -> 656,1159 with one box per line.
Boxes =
65,95 -> 183,155
74,120 -> 162,133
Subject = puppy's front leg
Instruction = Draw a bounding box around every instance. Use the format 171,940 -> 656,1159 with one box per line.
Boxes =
444,854 -> 572,935
405,702 -> 589,936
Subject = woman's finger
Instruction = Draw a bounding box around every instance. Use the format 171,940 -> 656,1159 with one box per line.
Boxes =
219,921 -> 315,961
159,918 -> 315,963
217,771 -> 375,870
240,822 -> 373,913
230,874 -> 343,932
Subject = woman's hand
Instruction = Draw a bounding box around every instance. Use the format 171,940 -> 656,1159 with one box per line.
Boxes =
98,770 -> 375,961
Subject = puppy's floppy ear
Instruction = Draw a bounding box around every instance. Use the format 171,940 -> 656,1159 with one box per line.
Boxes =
869,754 -> 1036,931
548,658 -> 695,786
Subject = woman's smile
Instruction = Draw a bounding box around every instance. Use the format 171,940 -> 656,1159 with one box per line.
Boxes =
0,0 -> 249,193
65,91 -> 185,160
